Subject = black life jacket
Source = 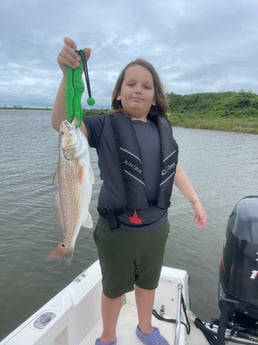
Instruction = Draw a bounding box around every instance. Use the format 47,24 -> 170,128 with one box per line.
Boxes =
110,113 -> 179,215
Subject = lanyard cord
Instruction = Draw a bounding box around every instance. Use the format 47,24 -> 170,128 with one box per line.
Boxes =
76,49 -> 95,106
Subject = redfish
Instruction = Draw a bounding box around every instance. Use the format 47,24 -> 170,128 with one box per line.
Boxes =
48,120 -> 94,265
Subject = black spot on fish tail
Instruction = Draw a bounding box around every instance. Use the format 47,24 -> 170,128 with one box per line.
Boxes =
48,243 -> 74,265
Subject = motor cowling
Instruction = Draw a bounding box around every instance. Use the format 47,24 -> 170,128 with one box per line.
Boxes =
194,197 -> 258,345
219,196 -> 258,318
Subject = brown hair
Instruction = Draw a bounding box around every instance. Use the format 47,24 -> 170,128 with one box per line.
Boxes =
110,58 -> 168,118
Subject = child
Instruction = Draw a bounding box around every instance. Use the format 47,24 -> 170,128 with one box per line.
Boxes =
52,37 -> 207,345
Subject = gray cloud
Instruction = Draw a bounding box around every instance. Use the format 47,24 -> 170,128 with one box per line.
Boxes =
1,0 -> 258,107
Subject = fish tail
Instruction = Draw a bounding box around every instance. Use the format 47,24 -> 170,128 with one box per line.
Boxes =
48,242 -> 74,266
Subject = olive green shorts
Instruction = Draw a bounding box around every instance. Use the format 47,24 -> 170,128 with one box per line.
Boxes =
93,218 -> 169,298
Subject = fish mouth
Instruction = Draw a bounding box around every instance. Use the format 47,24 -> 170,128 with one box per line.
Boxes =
60,120 -> 73,133
63,120 -> 73,128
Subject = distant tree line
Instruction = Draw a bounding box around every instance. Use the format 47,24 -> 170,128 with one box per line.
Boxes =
167,91 -> 258,133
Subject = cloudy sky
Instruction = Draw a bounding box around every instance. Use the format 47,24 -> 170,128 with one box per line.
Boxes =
1,0 -> 258,107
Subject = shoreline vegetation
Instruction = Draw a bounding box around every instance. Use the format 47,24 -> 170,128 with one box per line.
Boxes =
1,91 -> 258,134
167,91 -> 258,134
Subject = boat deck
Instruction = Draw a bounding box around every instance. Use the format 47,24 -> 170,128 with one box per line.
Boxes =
81,303 -> 209,345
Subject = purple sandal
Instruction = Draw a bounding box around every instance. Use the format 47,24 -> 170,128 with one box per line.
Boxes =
95,337 -> 117,345
136,326 -> 169,345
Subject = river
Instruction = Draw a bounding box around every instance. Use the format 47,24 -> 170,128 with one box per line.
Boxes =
0,109 -> 257,340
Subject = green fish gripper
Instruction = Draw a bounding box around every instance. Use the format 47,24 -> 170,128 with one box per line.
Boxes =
65,53 -> 85,128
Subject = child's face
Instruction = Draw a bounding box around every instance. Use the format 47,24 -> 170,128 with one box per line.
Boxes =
116,65 -> 156,121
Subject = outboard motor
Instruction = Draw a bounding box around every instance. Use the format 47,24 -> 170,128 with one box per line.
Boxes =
218,196 -> 258,344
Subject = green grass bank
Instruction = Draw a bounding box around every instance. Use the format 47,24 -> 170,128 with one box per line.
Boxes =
167,91 -> 258,134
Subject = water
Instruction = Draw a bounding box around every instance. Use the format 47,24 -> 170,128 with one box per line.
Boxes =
0,109 -> 257,340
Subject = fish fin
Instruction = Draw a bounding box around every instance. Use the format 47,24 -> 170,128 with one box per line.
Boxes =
48,242 -> 73,266
77,164 -> 84,184
89,165 -> 95,184
82,212 -> 93,228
